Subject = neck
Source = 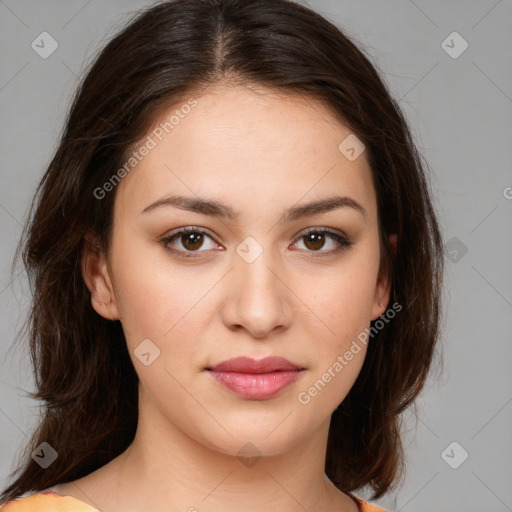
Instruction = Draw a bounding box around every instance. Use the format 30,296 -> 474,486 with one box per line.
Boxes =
65,387 -> 359,512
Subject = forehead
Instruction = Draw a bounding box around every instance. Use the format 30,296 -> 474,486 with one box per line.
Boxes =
114,83 -> 377,224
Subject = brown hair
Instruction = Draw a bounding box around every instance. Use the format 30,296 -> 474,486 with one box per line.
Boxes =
1,0 -> 444,504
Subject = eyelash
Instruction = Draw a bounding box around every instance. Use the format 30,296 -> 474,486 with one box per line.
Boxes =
160,226 -> 354,259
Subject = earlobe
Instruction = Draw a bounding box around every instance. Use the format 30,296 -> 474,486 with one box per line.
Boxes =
371,285 -> 391,321
370,233 -> 397,321
81,234 -> 120,321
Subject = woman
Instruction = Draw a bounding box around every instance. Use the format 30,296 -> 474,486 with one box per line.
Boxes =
0,0 -> 444,511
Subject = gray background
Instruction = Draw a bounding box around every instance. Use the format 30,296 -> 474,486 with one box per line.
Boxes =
1,1 -> 511,511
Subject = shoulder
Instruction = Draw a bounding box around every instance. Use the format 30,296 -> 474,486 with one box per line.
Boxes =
359,500 -> 389,512
0,491 -> 100,512
351,494 -> 389,512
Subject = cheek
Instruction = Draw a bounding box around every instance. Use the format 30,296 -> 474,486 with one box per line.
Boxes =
109,237 -> 217,364
293,242 -> 379,406
296,273 -> 373,413
302,248 -> 380,342
108,232 -> 176,339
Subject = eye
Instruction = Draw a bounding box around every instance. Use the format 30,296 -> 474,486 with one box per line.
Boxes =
292,228 -> 354,255
161,226 -> 354,259
161,227 -> 219,258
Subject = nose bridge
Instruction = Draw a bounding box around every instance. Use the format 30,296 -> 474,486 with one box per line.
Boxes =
225,235 -> 290,337
236,234 -> 282,305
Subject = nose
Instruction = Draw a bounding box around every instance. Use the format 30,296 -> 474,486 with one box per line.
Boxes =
222,245 -> 293,339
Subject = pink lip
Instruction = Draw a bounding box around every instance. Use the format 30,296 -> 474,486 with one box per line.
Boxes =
206,356 -> 305,400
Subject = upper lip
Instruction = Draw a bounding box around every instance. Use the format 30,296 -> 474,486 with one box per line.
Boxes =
207,356 -> 304,374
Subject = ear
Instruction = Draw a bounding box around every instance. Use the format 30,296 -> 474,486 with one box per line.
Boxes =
370,233 -> 397,321
81,233 -> 120,321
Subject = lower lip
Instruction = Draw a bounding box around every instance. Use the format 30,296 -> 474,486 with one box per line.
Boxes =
207,370 -> 303,400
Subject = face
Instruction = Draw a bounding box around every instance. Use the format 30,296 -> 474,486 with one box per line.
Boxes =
84,82 -> 394,458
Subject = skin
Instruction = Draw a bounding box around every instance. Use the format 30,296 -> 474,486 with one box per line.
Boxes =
53,82 -> 395,512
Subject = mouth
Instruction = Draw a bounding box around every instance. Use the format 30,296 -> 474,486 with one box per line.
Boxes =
205,356 -> 305,400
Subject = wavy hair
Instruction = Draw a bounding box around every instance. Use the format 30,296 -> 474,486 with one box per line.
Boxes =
1,0 -> 444,504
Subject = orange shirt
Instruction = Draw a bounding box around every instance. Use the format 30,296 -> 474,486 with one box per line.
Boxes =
0,491 -> 388,511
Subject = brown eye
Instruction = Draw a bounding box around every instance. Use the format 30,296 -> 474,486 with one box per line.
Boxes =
293,228 -> 354,255
302,232 -> 327,251
180,231 -> 205,251
161,227 -> 218,258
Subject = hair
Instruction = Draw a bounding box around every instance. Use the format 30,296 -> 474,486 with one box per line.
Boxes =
1,0 -> 444,505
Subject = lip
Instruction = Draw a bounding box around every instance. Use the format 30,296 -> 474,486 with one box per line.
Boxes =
206,356 -> 305,400
208,356 -> 304,373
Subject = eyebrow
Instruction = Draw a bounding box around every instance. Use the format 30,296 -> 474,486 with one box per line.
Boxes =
140,194 -> 368,223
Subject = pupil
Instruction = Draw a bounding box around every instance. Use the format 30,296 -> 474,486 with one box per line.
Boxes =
306,233 -> 324,250
183,232 -> 203,250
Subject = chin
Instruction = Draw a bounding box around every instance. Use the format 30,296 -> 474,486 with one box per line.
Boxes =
191,412 -> 316,460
